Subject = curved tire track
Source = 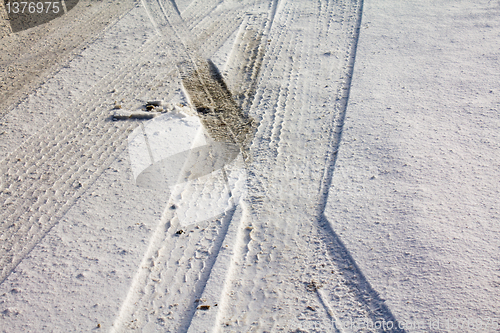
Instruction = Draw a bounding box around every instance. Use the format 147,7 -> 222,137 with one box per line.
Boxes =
113,0 -> 405,332
0,0 -> 137,119
0,0 -> 260,285
110,1 -> 274,332
0,0 -> 407,331
197,0 -> 405,331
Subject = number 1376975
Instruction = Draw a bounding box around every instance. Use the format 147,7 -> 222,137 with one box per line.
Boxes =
6,2 -> 61,14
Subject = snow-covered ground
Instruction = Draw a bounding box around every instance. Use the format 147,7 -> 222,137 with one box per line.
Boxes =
0,0 -> 499,332
325,0 -> 500,331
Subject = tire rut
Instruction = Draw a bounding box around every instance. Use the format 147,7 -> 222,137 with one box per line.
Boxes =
213,0 -> 405,331
0,0 -> 261,285
0,0 -> 137,119
110,1 -> 277,332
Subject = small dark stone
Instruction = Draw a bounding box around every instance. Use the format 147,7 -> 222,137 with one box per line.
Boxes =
146,100 -> 163,107
196,107 -> 211,114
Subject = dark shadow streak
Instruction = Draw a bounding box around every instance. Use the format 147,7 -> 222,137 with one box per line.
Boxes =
316,0 -> 406,331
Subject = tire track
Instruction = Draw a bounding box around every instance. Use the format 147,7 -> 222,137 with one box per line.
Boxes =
0,0 -> 262,285
0,0 -> 406,331
182,0 -> 224,30
314,0 -> 406,329
0,0 -> 137,119
268,9 -> 301,157
215,3 -> 334,327
211,0 -> 405,331
218,0 -> 277,111
0,37 -> 177,283
110,1 -> 277,331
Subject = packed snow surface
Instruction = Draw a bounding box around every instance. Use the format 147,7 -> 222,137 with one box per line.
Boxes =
0,0 -> 498,332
